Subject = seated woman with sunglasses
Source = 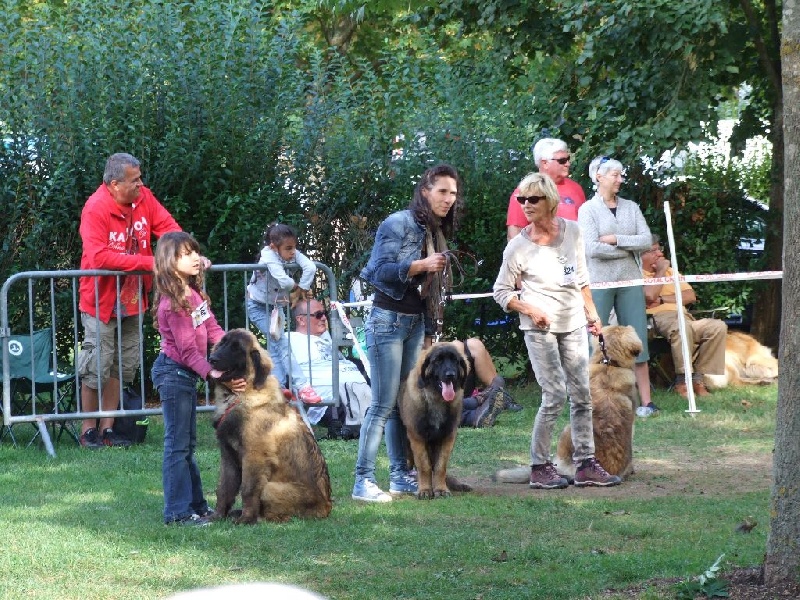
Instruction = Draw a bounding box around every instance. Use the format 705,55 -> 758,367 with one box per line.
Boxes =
494,172 -> 621,489
578,156 -> 656,416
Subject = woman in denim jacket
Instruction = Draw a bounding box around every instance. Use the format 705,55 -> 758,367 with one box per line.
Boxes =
352,164 -> 463,503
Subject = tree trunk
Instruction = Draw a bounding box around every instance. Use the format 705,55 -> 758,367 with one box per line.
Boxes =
744,0 -> 783,351
750,102 -> 783,351
764,0 -> 800,586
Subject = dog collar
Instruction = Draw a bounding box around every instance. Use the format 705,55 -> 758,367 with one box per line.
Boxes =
214,396 -> 241,429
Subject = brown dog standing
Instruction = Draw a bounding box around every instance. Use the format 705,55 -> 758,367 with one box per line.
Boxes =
209,329 -> 332,523
398,342 -> 470,499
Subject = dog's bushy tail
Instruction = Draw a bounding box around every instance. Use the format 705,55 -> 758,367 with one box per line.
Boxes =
492,465 -> 530,484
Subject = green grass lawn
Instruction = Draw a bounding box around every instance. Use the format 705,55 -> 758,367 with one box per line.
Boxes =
0,382 -> 776,600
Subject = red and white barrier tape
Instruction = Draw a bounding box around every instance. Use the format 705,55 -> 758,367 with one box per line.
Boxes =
334,270 -> 782,308
588,270 -> 783,290
330,301 -> 371,375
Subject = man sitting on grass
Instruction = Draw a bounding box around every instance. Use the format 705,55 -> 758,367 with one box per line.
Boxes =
457,338 -> 521,428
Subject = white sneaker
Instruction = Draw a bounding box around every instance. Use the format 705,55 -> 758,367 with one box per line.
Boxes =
352,478 -> 392,503
636,403 -> 660,418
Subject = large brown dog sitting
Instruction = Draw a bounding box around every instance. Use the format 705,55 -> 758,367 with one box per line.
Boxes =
494,325 -> 641,484
554,324 -> 641,480
398,342 -> 471,499
209,328 -> 332,523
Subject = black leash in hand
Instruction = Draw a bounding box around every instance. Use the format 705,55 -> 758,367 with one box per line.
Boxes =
598,332 -> 611,365
431,250 -> 474,344
432,252 -> 452,344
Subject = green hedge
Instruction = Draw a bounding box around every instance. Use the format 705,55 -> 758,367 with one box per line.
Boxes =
0,0 -> 763,365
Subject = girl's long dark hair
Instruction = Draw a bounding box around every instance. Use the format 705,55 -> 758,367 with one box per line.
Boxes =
407,163 -> 464,238
151,231 -> 209,325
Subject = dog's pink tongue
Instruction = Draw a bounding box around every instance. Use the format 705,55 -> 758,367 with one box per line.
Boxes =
441,381 -> 455,402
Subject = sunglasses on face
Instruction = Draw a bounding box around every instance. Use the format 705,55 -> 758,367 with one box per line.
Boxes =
549,156 -> 570,165
516,195 -> 547,205
308,310 -> 327,320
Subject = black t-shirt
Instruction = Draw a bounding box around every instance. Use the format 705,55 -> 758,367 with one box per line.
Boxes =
372,287 -> 425,316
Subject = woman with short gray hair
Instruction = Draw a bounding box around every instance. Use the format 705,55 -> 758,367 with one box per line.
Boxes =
578,157 -> 658,417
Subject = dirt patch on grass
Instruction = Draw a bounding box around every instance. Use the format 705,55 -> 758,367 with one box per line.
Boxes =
592,567 -> 800,599
457,449 -> 799,599
462,446 -> 773,500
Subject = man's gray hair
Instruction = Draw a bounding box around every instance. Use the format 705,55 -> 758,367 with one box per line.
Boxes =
532,138 -> 569,167
103,153 -> 140,185
292,299 -> 323,321
640,233 -> 662,256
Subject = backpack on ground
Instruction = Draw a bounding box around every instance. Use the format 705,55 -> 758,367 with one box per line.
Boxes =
112,386 -> 149,444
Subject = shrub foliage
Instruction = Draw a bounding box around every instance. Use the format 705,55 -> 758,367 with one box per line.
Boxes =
0,0 -> 763,363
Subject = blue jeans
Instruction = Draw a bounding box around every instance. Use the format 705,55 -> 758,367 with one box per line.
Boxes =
247,299 -> 308,389
151,353 -> 210,523
355,307 -> 424,481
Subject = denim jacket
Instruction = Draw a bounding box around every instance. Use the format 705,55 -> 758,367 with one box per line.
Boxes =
360,210 -> 426,301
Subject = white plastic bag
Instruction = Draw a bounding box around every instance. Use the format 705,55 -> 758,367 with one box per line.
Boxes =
269,306 -> 284,340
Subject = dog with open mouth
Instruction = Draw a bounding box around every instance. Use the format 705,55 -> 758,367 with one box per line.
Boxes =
208,328 -> 332,523
398,341 -> 471,499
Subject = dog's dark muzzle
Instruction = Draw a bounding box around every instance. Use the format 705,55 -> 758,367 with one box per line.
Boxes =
208,353 -> 236,381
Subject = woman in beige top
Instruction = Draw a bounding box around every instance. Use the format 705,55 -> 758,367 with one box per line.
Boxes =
494,172 -> 621,490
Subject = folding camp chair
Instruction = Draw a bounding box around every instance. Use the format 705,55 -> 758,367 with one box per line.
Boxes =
0,328 -> 78,446
647,323 -> 674,389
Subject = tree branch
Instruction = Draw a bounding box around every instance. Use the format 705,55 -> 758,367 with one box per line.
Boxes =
765,0 -> 781,58
739,0 -> 782,94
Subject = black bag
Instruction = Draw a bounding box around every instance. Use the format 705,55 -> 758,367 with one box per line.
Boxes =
326,381 -> 371,440
112,386 -> 149,444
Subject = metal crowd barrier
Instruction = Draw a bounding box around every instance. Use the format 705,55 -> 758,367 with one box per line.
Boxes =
1,262 -> 347,455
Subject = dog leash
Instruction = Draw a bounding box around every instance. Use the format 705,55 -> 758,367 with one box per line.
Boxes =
598,333 -> 611,365
432,252 -> 450,343
432,250 -> 475,343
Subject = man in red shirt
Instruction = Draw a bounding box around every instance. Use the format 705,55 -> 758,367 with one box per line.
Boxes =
506,138 -> 586,240
77,153 -> 181,447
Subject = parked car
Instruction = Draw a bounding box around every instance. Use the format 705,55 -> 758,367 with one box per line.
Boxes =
726,196 -> 768,331
735,196 -> 767,271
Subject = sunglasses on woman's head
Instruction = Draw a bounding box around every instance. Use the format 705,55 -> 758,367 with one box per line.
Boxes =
516,195 -> 547,205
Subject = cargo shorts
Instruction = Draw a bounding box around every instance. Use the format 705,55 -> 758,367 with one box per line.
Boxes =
77,312 -> 140,388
